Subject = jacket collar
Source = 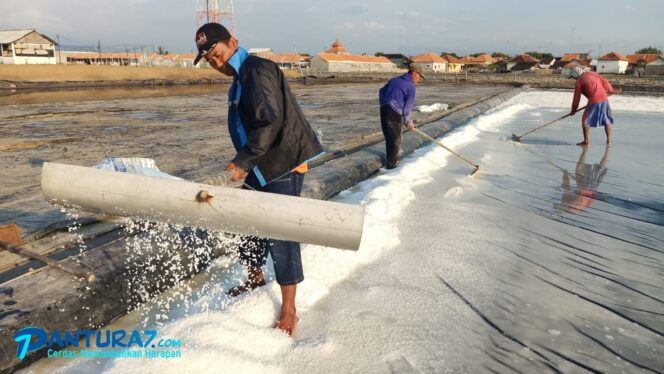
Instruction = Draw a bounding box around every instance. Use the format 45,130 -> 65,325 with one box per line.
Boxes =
227,47 -> 249,77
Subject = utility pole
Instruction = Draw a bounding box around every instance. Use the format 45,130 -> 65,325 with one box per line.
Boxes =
97,40 -> 101,64
56,34 -> 62,64
400,12 -> 406,55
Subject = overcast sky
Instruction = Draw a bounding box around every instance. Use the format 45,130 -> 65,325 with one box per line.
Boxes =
2,0 -> 662,56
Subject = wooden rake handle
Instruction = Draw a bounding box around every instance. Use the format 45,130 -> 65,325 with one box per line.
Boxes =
516,105 -> 587,140
411,128 -> 480,171
0,240 -> 96,282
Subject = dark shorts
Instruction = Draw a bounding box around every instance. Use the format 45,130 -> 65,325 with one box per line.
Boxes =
238,171 -> 305,286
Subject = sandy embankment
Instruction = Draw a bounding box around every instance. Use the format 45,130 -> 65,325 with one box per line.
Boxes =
0,64 -> 301,87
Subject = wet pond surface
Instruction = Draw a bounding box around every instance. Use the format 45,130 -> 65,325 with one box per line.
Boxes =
0,83 -> 505,235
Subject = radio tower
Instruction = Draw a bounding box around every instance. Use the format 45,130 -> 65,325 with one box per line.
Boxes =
196,0 -> 235,35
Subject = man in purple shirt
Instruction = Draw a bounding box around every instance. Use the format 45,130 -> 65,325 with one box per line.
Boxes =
378,63 -> 425,169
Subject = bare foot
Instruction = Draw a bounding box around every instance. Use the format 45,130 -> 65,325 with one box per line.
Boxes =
576,141 -> 589,147
274,309 -> 299,336
226,278 -> 266,297
606,142 -> 612,147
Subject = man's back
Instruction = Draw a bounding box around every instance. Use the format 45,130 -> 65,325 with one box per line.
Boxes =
379,74 -> 414,108
576,72 -> 610,104
379,73 -> 416,126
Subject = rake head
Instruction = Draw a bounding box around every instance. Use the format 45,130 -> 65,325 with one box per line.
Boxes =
469,166 -> 480,177
510,134 -> 521,142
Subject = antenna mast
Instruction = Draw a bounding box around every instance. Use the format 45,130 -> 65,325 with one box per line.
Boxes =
196,0 -> 236,36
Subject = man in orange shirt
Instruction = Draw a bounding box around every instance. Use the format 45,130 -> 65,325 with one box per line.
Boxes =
569,67 -> 621,146
193,23 -> 323,335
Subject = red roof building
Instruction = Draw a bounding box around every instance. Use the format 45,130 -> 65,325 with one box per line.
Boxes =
625,54 -> 662,64
441,55 -> 462,64
411,53 -> 448,63
597,51 -> 629,74
310,40 -> 396,73
411,53 -> 448,73
326,39 -> 349,55
561,53 -> 592,62
268,53 -> 307,69
470,53 -> 496,64
598,51 -> 628,61
510,54 -> 539,63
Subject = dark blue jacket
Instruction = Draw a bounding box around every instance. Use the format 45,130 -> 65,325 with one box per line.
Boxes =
378,73 -> 416,123
227,47 -> 323,186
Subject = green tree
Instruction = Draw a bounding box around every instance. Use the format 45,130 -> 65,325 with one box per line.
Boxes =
525,51 -> 553,60
491,52 -> 509,59
635,46 -> 663,55
156,46 -> 169,55
469,52 -> 486,57
374,52 -> 385,57
440,51 -> 459,58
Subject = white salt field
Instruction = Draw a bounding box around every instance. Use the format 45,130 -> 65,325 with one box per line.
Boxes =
19,90 -> 664,373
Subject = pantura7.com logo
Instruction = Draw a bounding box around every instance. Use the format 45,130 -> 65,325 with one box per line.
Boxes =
14,326 -> 182,360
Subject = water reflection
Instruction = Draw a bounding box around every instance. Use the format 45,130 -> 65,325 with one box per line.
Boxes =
559,146 -> 610,214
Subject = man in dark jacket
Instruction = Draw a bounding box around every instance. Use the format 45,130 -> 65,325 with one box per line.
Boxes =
378,63 -> 425,169
194,23 -> 323,336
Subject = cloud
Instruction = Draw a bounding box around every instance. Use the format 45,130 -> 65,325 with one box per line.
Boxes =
339,20 -> 388,35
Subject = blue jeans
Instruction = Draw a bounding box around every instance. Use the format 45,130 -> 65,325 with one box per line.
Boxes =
239,171 -> 305,285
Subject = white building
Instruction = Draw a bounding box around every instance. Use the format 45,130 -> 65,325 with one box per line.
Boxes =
596,52 -> 629,74
410,53 -> 448,73
309,40 -> 396,73
268,53 -> 307,70
0,29 -> 57,64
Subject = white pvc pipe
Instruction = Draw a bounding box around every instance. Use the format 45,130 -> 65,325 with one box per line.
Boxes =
41,162 -> 365,250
